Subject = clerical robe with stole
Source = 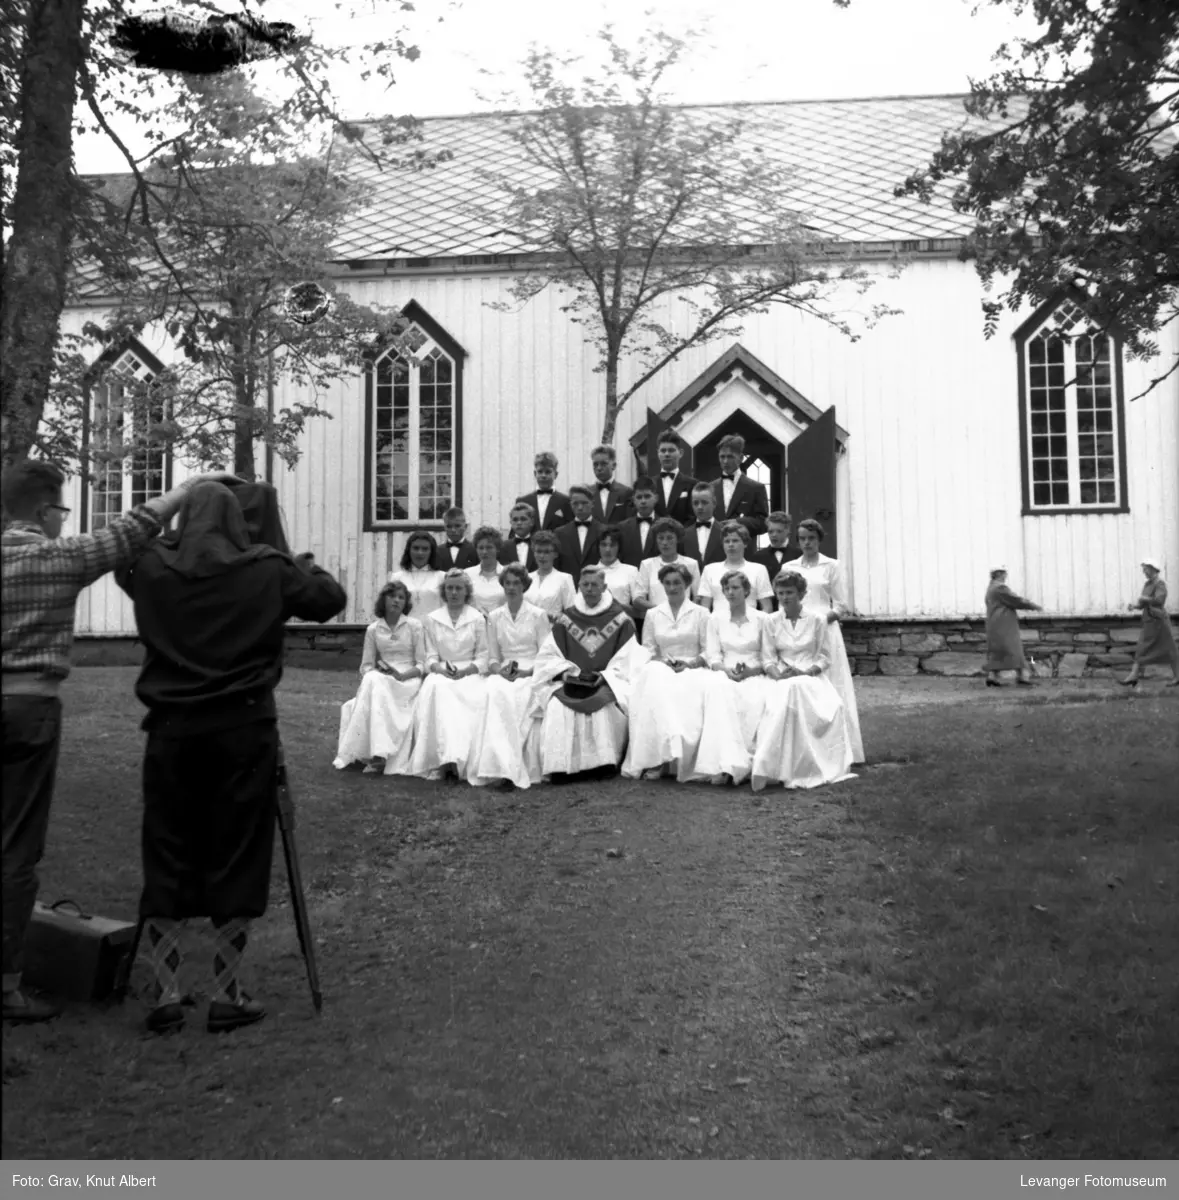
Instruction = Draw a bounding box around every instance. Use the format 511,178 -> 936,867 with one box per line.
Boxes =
529,596 -> 640,774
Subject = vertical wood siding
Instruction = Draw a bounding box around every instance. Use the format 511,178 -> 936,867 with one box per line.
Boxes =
61,260 -> 1178,635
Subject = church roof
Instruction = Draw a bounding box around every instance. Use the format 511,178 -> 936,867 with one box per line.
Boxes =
333,93 -> 989,262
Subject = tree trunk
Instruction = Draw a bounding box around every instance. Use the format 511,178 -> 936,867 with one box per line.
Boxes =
0,0 -> 87,466
599,351 -> 620,446
233,380 -> 256,480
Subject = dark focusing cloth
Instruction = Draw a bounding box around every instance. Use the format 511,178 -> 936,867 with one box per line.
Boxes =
118,483 -> 347,920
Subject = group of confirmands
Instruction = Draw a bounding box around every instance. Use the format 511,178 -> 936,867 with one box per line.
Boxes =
334,432 -> 865,790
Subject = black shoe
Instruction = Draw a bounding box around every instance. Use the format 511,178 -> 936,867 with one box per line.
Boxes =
207,994 -> 266,1034
986,679 -> 1000,688
2,989 -> 61,1023
1117,677 -> 1139,688
145,1002 -> 185,1035
1016,679 -> 1033,687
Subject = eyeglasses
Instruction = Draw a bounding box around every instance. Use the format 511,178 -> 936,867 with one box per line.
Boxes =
47,504 -> 72,516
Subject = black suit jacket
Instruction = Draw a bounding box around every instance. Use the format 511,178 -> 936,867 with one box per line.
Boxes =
681,520 -> 727,567
617,514 -> 659,568
653,472 -> 698,526
712,475 -> 770,539
554,518 -> 606,576
752,545 -> 800,608
497,538 -> 539,572
589,480 -> 635,525
515,489 -> 574,533
438,539 -> 479,571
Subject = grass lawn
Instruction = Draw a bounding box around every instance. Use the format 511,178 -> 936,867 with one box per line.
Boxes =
2,669 -> 1176,1160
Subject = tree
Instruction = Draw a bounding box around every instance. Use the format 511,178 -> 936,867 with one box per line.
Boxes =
480,28 -> 892,446
47,77 -> 409,480
1,0 -> 430,467
899,0 -> 1179,393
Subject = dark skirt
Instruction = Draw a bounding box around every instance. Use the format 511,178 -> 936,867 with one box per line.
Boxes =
1135,611 -> 1179,666
140,721 -> 279,920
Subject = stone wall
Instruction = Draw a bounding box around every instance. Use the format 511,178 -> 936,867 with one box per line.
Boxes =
841,616 -> 1145,679
74,615 -> 1151,677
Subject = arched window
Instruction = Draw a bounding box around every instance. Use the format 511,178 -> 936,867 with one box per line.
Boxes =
363,302 -> 466,529
82,341 -> 171,531
1016,297 -> 1128,514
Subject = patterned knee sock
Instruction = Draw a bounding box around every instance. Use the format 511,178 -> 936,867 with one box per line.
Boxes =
211,918 -> 250,1003
145,918 -> 187,1004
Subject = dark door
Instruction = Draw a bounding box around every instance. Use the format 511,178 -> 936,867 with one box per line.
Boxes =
786,405 -> 837,557
692,410 -> 784,512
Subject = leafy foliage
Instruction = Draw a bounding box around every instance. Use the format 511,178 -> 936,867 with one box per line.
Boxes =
481,27 -> 894,445
899,0 -> 1179,392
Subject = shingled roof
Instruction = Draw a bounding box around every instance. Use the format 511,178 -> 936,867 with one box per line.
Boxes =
332,93 -> 989,262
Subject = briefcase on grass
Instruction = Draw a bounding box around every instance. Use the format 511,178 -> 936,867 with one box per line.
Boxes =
24,899 -> 137,1002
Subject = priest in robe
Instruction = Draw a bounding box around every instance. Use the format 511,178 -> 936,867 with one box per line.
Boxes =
528,564 -> 642,778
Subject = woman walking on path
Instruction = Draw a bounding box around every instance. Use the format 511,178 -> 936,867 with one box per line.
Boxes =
1119,557 -> 1179,687
984,566 -> 1042,687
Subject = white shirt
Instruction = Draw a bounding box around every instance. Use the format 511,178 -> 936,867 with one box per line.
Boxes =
442,541 -> 467,566
486,601 -> 552,670
720,469 -> 741,514
423,606 -> 489,671
359,617 -> 426,675
695,521 -> 714,559
698,559 -> 773,607
705,607 -> 770,671
388,568 -> 446,619
637,556 -> 701,607
464,565 -> 506,616
600,560 -> 641,608
536,491 -> 551,525
785,553 -> 849,618
661,471 -> 678,504
763,610 -> 831,675
524,569 -> 578,619
641,600 -> 710,662
577,522 -> 589,551
516,540 -> 530,565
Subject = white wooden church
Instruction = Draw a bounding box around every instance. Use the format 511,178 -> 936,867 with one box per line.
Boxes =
61,94 -> 1179,664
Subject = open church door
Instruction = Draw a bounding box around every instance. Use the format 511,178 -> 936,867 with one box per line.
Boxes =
787,405 -> 838,558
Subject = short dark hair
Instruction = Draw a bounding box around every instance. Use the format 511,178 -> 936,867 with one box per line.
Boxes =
399,529 -> 439,570
633,475 -> 657,495
598,523 -> 622,547
691,482 -> 715,498
500,562 -> 532,590
717,433 -> 745,455
2,459 -> 65,521
767,510 -> 791,527
472,524 -> 503,551
797,517 -> 825,542
651,516 -> 683,541
719,569 -> 752,596
720,520 -> 750,546
568,484 -> 594,502
375,579 -> 413,617
532,530 -> 560,553
774,569 -> 808,597
657,562 -> 693,587
656,431 -> 681,448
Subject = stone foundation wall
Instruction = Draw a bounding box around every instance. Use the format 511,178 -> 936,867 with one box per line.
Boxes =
841,616 -> 1145,679
74,615 -> 1150,677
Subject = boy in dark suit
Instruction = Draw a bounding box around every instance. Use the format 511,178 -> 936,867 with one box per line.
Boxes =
617,476 -> 659,567
588,444 -> 635,524
439,507 -> 479,570
498,503 -> 539,570
681,483 -> 726,567
712,434 -> 769,539
653,431 -> 698,524
751,511 -> 798,609
554,485 -> 605,575
515,451 -> 573,532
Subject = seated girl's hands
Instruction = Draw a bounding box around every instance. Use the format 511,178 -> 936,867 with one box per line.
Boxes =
826,610 -> 839,624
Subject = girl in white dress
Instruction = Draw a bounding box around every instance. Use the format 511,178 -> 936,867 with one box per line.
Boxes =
694,570 -> 773,786
523,530 -> 577,620
464,525 -> 507,616
467,564 -> 552,789
752,571 -> 856,792
408,569 -> 490,781
333,580 -> 426,775
596,525 -> 642,617
621,563 -> 711,782
784,519 -> 864,763
635,518 -> 701,611
388,529 -> 446,619
698,521 -> 773,612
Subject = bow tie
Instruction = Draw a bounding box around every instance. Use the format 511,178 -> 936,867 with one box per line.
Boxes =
661,471 -> 676,479
537,488 -> 553,495
576,521 -> 591,527
515,536 -> 530,543
448,541 -> 464,548
599,482 -> 612,489
698,521 -> 712,530
722,474 -> 736,482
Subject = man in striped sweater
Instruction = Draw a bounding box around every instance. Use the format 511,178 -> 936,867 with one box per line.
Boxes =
1,459 -> 236,1023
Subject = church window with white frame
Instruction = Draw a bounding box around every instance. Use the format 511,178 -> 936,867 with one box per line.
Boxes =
1016,297 -> 1128,514
83,343 -> 170,532
364,303 -> 466,529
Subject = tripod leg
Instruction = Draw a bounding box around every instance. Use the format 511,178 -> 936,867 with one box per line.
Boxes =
114,915 -> 146,1004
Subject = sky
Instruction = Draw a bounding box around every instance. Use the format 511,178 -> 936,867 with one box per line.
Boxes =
73,0 -> 1036,173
